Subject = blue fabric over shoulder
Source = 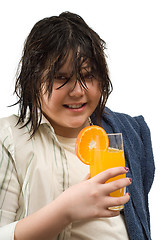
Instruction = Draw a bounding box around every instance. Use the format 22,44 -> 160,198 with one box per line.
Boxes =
91,107 -> 155,240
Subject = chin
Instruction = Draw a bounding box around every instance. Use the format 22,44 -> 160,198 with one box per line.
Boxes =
67,120 -> 88,129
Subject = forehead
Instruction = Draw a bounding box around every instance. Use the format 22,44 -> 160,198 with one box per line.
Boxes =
57,50 -> 92,74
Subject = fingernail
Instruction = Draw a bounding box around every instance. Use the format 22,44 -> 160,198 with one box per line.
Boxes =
129,178 -> 132,183
124,167 -> 129,172
128,192 -> 131,196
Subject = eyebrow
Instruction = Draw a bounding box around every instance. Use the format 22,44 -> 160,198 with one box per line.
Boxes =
55,66 -> 93,76
55,71 -> 69,75
81,66 -> 91,71
55,71 -> 72,78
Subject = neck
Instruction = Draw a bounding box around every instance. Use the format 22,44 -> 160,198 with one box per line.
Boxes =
51,119 -> 91,138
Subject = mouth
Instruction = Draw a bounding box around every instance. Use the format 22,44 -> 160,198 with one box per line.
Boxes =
63,103 -> 87,110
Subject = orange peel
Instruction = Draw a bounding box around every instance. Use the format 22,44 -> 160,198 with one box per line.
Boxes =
75,125 -> 109,165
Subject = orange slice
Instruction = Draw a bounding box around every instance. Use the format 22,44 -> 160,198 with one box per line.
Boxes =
75,125 -> 109,165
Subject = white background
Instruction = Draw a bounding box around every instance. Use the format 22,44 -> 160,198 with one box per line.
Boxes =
0,0 -> 165,239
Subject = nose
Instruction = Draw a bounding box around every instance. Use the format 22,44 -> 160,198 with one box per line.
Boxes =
68,79 -> 85,97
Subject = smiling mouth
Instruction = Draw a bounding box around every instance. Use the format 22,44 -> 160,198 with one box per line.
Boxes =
63,103 -> 87,109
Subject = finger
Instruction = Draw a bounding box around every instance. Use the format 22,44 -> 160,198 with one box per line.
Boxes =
91,167 -> 128,184
103,177 -> 132,194
106,192 -> 130,208
101,209 -> 120,218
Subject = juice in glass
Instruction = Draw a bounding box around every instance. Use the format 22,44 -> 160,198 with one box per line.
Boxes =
90,133 -> 126,210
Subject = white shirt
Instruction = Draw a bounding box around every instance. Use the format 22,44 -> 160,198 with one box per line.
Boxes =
0,115 -> 129,239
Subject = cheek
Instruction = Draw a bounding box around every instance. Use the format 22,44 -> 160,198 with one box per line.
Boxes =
90,82 -> 102,100
41,93 -> 56,112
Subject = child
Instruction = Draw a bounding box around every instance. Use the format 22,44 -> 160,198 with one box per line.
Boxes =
0,12 -> 154,240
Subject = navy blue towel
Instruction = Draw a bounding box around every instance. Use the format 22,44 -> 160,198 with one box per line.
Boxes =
91,107 -> 155,240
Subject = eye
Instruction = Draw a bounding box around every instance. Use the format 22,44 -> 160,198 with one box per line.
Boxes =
53,75 -> 70,90
85,74 -> 94,79
55,75 -> 68,81
82,72 -> 95,80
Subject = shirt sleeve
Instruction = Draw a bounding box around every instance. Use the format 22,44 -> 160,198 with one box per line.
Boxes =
0,221 -> 18,240
0,123 -> 21,239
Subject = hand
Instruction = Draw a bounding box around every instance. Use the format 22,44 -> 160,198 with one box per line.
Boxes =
59,167 -> 131,222
14,167 -> 131,240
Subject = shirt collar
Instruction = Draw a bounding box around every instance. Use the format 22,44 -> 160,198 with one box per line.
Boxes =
40,114 -> 51,126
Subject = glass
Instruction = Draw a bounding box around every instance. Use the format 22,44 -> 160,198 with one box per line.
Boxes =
90,133 -> 126,211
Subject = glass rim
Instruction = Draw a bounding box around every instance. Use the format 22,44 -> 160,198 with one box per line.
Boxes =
107,133 -> 124,150
107,133 -> 123,136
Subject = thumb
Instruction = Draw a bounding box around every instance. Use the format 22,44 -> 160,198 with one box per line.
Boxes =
83,173 -> 91,180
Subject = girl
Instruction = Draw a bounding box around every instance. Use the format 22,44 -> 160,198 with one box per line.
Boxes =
0,12 -> 154,240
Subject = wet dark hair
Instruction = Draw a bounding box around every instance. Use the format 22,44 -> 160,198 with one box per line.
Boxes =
14,11 -> 113,136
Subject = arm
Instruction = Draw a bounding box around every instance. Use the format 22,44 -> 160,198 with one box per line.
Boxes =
15,167 -> 131,240
0,134 -> 20,240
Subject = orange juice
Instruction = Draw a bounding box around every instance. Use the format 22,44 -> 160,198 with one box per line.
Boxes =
90,148 -> 126,198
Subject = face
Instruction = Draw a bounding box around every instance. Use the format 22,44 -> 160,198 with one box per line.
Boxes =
41,55 -> 101,138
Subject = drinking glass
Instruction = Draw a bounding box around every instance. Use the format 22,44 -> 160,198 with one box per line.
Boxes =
90,133 -> 126,211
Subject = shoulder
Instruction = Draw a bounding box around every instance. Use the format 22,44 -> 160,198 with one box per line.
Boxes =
103,108 -> 155,187
102,107 -> 153,160
106,107 -> 144,124
0,115 -> 18,143
0,115 -> 19,162
0,114 -> 18,129
101,107 -> 149,135
113,109 -> 152,143
110,110 -> 152,149
0,115 -> 31,150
